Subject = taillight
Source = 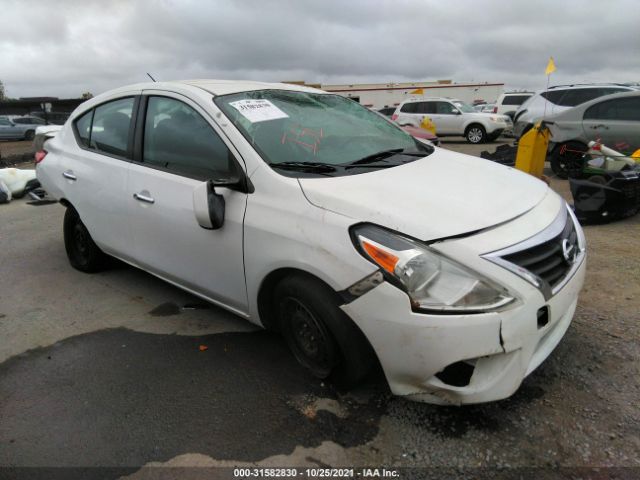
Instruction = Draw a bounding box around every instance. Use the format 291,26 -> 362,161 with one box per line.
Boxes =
391,114 -> 398,121
492,107 -> 497,113
35,150 -> 47,164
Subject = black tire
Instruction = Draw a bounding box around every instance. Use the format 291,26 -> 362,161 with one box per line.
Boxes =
487,131 -> 502,142
24,130 -> 35,141
550,141 -> 588,179
465,124 -> 486,144
63,207 -> 108,272
275,274 -> 375,387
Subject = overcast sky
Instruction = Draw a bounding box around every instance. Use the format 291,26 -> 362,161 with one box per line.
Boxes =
1,0 -> 638,99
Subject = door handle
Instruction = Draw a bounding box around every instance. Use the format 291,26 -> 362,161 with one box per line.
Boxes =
133,192 -> 155,204
589,124 -> 609,130
62,171 -> 77,181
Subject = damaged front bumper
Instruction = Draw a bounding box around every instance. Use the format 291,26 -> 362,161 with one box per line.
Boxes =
341,241 -> 586,406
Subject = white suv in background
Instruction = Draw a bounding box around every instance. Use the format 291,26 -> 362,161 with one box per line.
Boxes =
493,92 -> 534,117
392,98 -> 511,143
513,84 -> 636,138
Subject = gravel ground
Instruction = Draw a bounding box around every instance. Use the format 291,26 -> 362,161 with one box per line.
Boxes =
0,136 -> 638,479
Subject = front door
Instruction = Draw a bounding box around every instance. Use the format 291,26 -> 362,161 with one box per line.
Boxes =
431,101 -> 462,135
127,93 -> 248,314
582,97 -> 640,152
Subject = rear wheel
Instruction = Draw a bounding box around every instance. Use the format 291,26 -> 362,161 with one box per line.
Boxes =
465,124 -> 486,144
551,141 -> 588,179
63,207 -> 108,272
275,274 -> 375,386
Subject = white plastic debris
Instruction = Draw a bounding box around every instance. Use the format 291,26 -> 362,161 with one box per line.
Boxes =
0,168 -> 37,199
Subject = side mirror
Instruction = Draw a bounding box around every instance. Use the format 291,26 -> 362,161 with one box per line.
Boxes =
193,173 -> 254,230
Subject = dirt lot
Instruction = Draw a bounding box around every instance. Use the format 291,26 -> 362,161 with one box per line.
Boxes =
0,140 -> 34,165
0,137 -> 638,479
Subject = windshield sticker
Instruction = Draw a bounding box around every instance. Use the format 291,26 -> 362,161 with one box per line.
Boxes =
229,99 -> 289,123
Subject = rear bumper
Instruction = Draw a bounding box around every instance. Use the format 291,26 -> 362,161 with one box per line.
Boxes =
341,255 -> 586,405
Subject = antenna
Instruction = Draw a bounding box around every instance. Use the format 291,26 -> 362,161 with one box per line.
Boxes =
146,73 -> 157,82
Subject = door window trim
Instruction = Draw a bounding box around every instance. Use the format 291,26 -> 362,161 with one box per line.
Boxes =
71,95 -> 140,162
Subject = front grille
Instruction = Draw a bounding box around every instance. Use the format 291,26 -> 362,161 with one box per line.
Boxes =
501,214 -> 577,289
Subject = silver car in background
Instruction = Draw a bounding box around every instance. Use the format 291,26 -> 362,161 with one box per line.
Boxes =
547,91 -> 640,177
0,116 -> 46,140
513,84 -> 636,139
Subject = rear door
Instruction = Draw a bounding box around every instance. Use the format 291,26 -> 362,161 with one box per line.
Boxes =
126,91 -> 249,313
396,102 -> 420,126
61,95 -> 138,259
582,96 -> 640,151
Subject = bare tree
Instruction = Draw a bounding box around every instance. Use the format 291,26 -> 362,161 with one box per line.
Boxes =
0,80 -> 6,101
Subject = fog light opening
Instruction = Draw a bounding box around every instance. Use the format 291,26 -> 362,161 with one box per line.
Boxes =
537,306 -> 549,329
435,360 -> 476,387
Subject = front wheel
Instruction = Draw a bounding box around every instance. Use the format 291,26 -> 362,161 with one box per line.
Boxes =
465,125 -> 486,144
24,130 -> 35,141
63,207 -> 108,272
275,274 -> 375,386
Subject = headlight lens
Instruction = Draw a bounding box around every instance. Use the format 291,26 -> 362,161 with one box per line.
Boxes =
352,225 -> 515,312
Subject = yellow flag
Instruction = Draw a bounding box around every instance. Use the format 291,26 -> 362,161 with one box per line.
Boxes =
410,88 -> 424,94
545,57 -> 556,75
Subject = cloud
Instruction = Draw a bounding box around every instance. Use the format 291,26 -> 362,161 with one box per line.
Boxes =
0,0 -> 638,98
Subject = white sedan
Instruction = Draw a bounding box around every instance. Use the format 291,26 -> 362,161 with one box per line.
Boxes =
36,80 -> 586,404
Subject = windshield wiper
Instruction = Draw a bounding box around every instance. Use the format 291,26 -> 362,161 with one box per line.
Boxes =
347,148 -> 404,166
344,148 -> 429,169
270,161 -> 338,173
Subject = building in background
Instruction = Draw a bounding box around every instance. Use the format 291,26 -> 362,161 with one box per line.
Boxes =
0,97 -> 85,125
286,80 -> 504,109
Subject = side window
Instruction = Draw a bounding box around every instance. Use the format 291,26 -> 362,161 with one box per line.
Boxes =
584,98 -> 640,121
436,102 -> 457,114
90,98 -> 134,157
558,88 -> 602,107
400,102 -> 418,113
75,110 -> 93,147
419,102 -> 437,114
143,96 -> 236,179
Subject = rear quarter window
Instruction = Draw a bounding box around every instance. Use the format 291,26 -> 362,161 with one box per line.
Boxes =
540,90 -> 567,105
74,110 -> 93,147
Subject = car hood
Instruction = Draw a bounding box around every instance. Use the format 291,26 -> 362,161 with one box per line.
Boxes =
298,148 -> 549,241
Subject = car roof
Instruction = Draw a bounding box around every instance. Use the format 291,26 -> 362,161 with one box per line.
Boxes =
100,79 -> 325,98
547,83 -> 635,91
402,97 -> 457,103
502,92 -> 534,95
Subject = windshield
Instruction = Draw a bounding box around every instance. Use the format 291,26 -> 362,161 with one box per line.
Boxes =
452,101 -> 475,113
215,90 -> 422,171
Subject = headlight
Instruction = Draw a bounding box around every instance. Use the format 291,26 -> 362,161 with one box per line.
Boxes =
351,225 -> 515,313
489,115 -> 503,122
